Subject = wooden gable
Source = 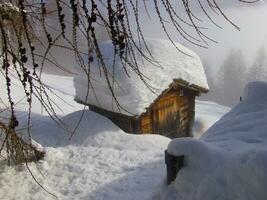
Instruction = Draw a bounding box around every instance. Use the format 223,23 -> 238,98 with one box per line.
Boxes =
139,83 -> 198,138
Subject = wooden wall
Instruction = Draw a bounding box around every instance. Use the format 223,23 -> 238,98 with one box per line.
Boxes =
87,85 -> 197,139
89,105 -> 139,133
139,86 -> 196,138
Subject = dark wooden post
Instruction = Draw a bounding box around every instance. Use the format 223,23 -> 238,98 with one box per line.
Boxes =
165,150 -> 184,184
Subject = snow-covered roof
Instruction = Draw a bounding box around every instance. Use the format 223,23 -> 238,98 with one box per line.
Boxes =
74,38 -> 209,115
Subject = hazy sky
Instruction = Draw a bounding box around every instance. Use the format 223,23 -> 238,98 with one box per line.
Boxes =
194,3 -> 267,70
26,1 -> 267,75
137,1 -> 267,73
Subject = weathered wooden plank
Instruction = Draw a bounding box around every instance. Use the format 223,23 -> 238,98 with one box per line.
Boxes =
140,114 -> 152,134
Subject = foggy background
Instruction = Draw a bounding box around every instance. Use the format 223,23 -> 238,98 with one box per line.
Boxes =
137,1 -> 267,107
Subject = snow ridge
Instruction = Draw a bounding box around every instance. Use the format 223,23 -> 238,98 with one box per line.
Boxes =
166,81 -> 267,200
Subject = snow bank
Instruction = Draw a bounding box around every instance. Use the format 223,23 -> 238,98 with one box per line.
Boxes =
0,145 -> 167,200
2,68 -> 232,200
23,109 -> 170,150
1,71 -> 171,200
164,81 -> 267,200
193,100 -> 230,138
74,39 -> 209,115
0,109 -> 170,200
0,72 -> 83,115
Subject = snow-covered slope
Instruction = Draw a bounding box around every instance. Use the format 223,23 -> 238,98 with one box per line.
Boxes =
74,39 -> 209,115
163,81 -> 267,200
0,72 -> 82,115
0,72 -> 230,200
0,109 -> 170,200
0,72 -> 170,199
193,100 -> 230,138
13,109 -> 170,150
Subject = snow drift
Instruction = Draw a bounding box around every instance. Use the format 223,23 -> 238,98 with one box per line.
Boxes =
1,71 -> 172,200
0,71 -> 230,200
193,100 -> 230,138
0,109 -> 170,200
74,39 -> 209,115
22,109 -> 170,150
164,81 -> 267,200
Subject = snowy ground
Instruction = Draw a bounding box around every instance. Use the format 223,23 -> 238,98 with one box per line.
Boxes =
164,81 -> 267,200
0,73 -> 229,200
193,100 -> 230,138
0,110 -> 170,200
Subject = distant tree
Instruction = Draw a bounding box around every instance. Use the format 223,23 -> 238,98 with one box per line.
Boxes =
0,0 -> 258,165
247,46 -> 267,82
216,59 -> 226,104
216,49 -> 247,106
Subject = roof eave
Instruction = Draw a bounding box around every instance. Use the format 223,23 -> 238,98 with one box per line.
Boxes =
173,78 -> 209,94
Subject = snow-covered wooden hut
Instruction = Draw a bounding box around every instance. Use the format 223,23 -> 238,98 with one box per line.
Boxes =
74,39 -> 209,138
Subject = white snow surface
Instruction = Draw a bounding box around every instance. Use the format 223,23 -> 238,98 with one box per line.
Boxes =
0,73 -> 171,200
74,39 -> 209,115
0,72 -> 230,200
0,72 -> 83,115
0,109 -> 171,200
164,81 -> 267,200
193,100 -> 230,138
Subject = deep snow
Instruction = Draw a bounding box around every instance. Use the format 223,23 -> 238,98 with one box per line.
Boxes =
165,81 -> 267,200
0,72 -> 171,200
0,72 -> 83,115
74,39 -> 209,115
0,73 -> 227,200
2,75 -> 266,200
193,100 -> 230,138
0,110 -> 170,200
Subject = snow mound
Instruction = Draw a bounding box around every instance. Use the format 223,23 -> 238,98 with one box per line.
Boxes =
57,110 -> 170,150
0,72 -> 83,115
193,100 -> 230,138
243,81 -> 267,102
164,81 -> 267,200
0,109 -> 170,200
74,38 -> 208,115
13,109 -> 170,151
